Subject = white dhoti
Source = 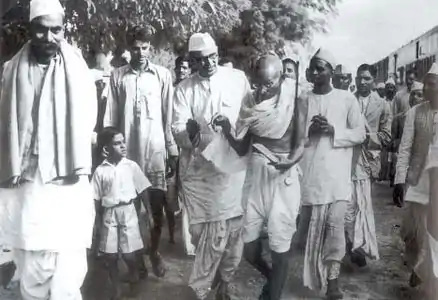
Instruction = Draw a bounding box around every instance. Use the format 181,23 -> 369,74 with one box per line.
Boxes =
188,217 -> 244,300
16,249 -> 88,300
301,201 -> 348,291
242,153 -> 300,253
345,179 -> 379,259
0,174 -> 94,300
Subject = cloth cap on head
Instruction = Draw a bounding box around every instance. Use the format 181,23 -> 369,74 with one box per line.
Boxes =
385,77 -> 396,86
427,63 -> 438,75
334,64 -> 352,75
376,82 -> 385,89
30,0 -> 65,21
411,81 -> 424,92
188,33 -> 218,55
312,48 -> 337,69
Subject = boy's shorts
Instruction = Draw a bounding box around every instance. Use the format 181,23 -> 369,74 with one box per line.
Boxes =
99,202 -> 143,254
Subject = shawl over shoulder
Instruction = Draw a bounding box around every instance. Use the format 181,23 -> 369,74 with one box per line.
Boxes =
0,41 -> 97,183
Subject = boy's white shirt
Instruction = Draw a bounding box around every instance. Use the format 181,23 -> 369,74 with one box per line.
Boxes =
92,158 -> 151,208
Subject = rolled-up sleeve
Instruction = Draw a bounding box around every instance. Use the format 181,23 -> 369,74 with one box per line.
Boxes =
394,107 -> 415,184
333,95 -> 366,148
172,85 -> 193,150
161,69 -> 179,156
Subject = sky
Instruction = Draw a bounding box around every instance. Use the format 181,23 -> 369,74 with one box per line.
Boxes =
312,0 -> 438,71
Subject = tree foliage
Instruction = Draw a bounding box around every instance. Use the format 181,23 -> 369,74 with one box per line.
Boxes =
1,0 -> 340,69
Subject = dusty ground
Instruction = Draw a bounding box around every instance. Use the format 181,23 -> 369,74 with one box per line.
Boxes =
0,182 -> 423,299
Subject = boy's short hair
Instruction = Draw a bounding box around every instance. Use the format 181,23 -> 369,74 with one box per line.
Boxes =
357,63 -> 377,78
98,127 -> 122,148
126,26 -> 152,47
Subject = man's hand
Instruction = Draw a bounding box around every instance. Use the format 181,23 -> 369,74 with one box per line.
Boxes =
167,155 -> 179,176
393,183 -> 405,207
186,119 -> 201,146
212,115 -> 232,135
8,176 -> 21,188
309,115 -> 334,137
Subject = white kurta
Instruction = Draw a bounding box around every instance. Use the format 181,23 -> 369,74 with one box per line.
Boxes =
172,67 -> 252,224
300,89 -> 366,206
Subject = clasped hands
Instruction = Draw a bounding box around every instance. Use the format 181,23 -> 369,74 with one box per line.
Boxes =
309,115 -> 335,137
186,115 -> 232,147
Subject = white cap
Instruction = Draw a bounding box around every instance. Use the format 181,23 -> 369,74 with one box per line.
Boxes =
334,64 -> 352,75
312,48 -> 337,69
376,82 -> 385,89
188,32 -> 217,55
411,81 -> 424,92
385,77 -> 396,86
427,63 -> 438,75
30,0 -> 64,21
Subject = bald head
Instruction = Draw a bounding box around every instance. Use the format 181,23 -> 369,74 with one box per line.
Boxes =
255,54 -> 283,82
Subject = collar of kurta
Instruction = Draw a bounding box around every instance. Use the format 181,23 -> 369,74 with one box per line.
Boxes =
125,61 -> 156,75
102,157 -> 128,167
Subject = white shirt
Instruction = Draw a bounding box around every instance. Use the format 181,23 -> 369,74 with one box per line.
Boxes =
92,158 -> 151,207
300,88 -> 366,206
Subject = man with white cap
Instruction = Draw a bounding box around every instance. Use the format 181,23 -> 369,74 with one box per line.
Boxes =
172,32 -> 251,300
424,65 -> 438,297
391,81 -> 425,188
333,64 -> 352,91
392,69 -> 418,152
376,82 -> 386,98
104,25 -> 178,278
345,64 -> 391,270
380,77 -> 397,182
393,63 -> 438,289
0,0 -> 97,299
297,48 -> 365,299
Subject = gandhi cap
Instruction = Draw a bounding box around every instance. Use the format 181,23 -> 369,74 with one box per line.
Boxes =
376,82 -> 385,89
30,0 -> 64,21
188,33 -> 218,56
385,77 -> 396,86
411,81 -> 424,92
312,48 -> 337,70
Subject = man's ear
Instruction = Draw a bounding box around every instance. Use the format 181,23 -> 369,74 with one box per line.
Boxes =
102,145 -> 109,158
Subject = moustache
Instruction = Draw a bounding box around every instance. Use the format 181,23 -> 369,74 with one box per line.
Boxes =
33,42 -> 59,51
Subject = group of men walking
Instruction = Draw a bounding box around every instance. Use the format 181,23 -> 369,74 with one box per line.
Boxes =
2,1 -> 438,300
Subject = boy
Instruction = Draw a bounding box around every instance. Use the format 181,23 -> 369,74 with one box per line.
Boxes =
92,127 -> 151,299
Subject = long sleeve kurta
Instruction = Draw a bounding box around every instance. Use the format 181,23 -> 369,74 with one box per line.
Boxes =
172,66 -> 252,224
104,63 -> 178,177
395,106 -> 430,205
300,88 -> 366,206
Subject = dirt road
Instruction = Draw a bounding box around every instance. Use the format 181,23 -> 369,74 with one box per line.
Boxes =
0,182 -> 422,299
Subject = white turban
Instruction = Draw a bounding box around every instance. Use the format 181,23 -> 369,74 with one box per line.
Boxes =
312,48 -> 337,70
188,32 -> 217,55
30,0 -> 64,22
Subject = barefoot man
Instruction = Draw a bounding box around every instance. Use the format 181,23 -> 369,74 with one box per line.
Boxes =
215,53 -> 305,300
299,49 -> 366,300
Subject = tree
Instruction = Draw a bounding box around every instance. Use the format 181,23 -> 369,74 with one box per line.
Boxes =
1,0 -> 339,69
